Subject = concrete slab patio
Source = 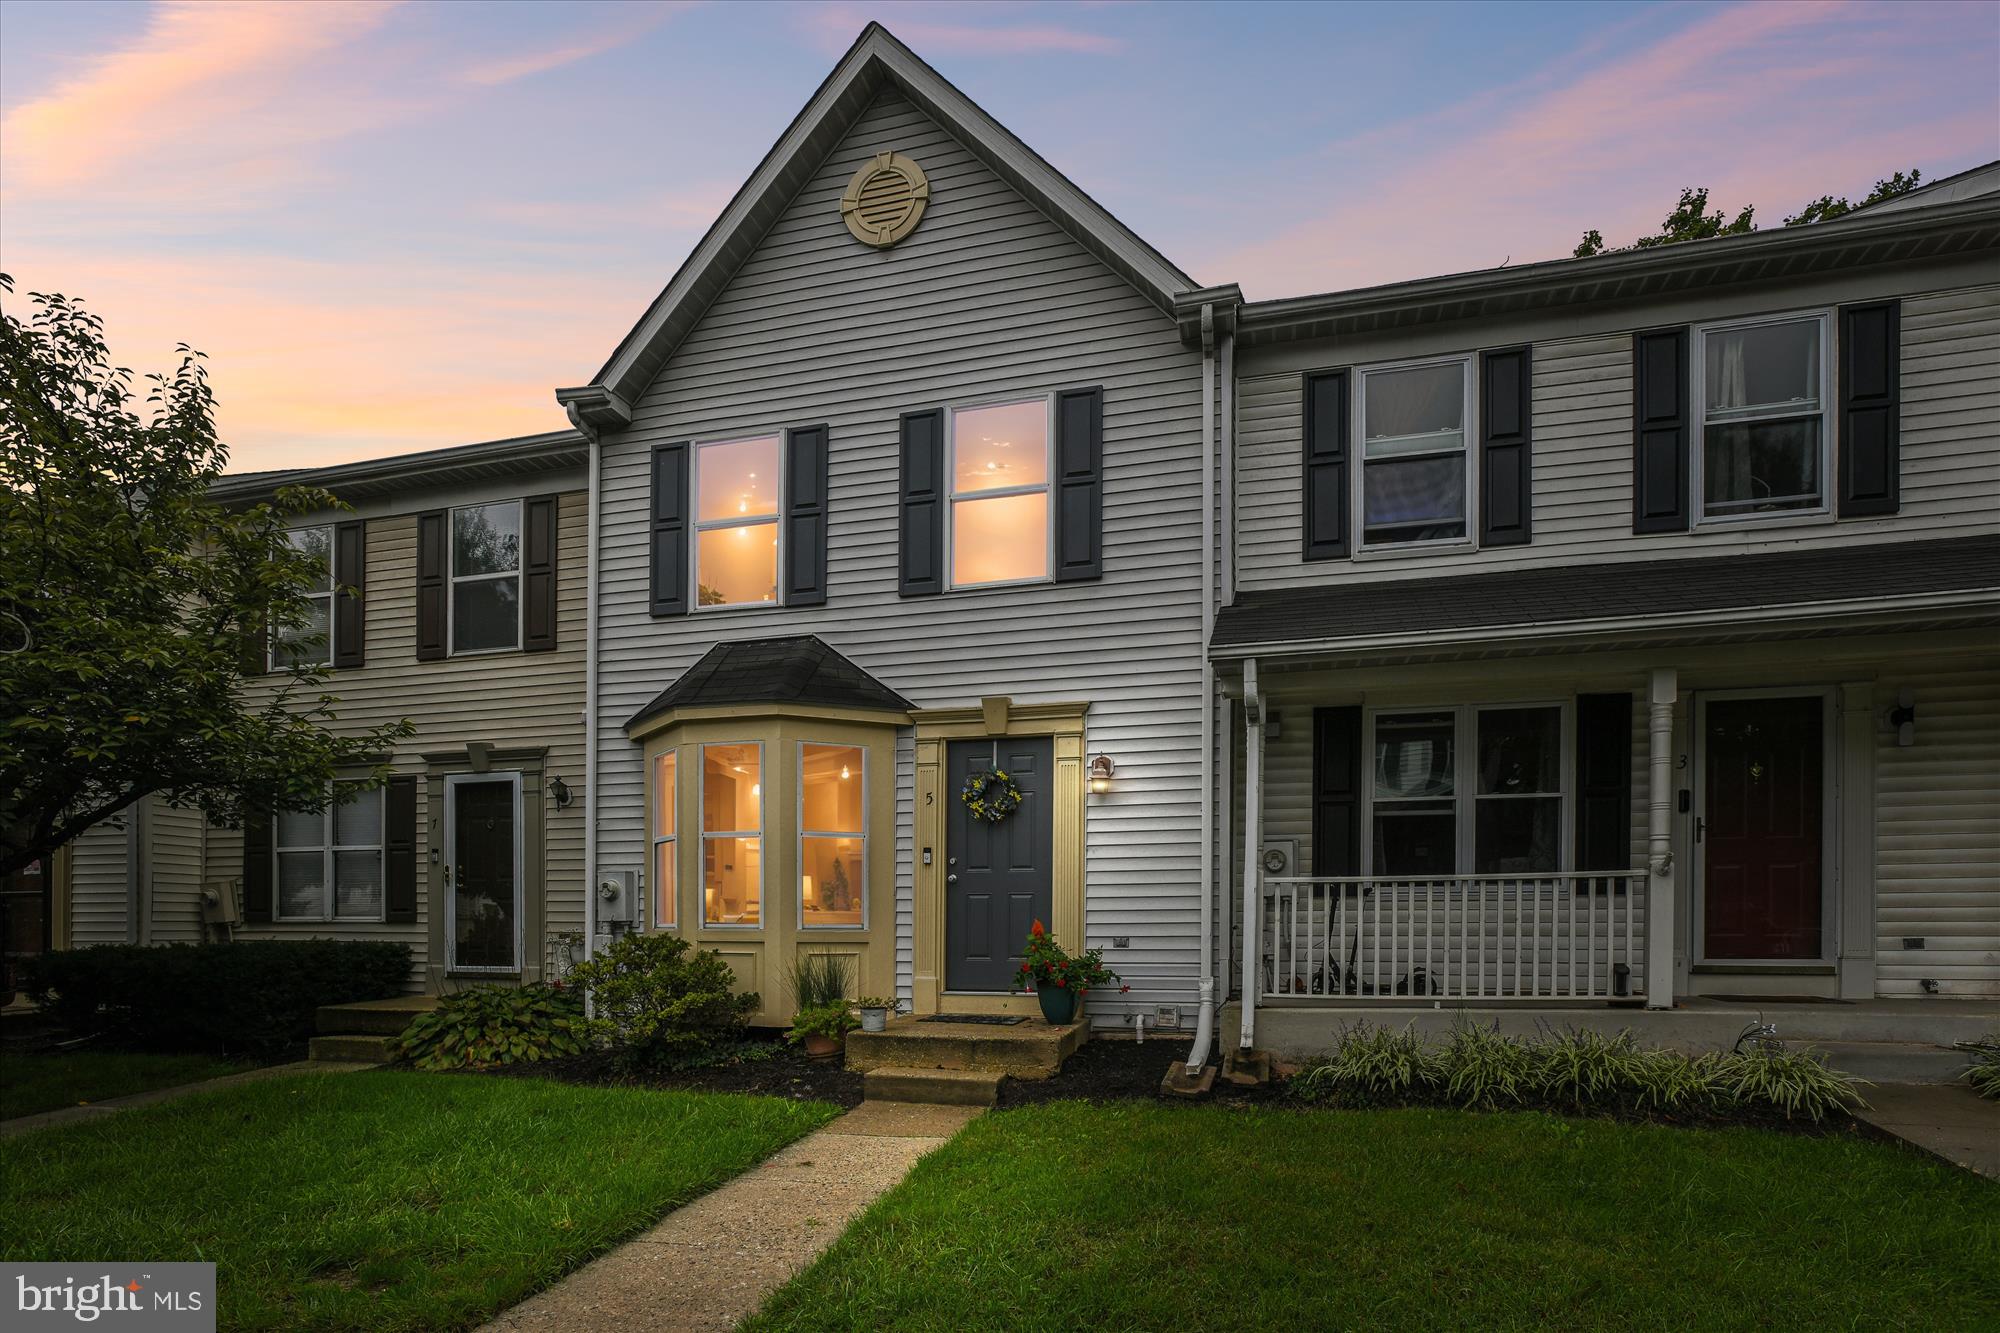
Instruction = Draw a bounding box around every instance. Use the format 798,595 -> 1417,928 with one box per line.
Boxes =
479,1100 -> 982,1333
1854,1081 -> 2000,1179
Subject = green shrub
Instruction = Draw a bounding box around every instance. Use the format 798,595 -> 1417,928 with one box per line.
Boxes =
19,940 -> 411,1054
1961,1036 -> 1998,1100
1290,1022 -> 1867,1123
786,952 -> 852,1014
787,1000 -> 859,1047
566,932 -> 755,1070
393,984 -> 586,1070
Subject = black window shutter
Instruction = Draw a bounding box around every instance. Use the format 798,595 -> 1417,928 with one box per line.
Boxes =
241,812 -> 272,923
898,409 -> 944,596
239,618 -> 268,676
649,443 -> 690,617
384,775 -> 419,923
1302,370 -> 1351,560
1632,328 -> 1690,533
1479,346 -> 1533,547
1054,386 -> 1104,582
784,425 -> 830,606
1839,300 -> 1901,517
1575,693 -> 1634,882
333,520 -> 366,668
523,495 -> 558,651
1310,706 -> 1362,877
415,509 -> 448,660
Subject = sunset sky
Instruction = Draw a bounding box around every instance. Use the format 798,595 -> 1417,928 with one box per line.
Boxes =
3,0 -> 1996,472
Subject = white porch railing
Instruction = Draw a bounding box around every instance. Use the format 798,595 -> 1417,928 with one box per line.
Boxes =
1256,874 -> 1647,1003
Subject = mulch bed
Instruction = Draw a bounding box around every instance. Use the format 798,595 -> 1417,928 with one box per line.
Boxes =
997,1037 -> 1283,1109
486,1038 -> 865,1109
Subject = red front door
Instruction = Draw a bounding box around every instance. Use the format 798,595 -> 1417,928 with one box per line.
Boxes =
1702,695 -> 1825,960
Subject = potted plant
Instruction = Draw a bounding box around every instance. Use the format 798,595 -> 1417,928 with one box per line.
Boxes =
856,996 -> 895,1033
788,1001 -> 858,1059
1011,919 -> 1127,1026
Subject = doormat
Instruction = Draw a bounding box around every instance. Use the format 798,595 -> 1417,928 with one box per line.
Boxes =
922,1013 -> 1028,1026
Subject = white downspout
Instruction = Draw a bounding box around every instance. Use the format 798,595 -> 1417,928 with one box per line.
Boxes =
1216,328 -> 1235,1025
1185,303 -> 1218,1076
1238,656 -> 1262,1049
568,404 -> 603,1004
1645,667 -> 1677,1010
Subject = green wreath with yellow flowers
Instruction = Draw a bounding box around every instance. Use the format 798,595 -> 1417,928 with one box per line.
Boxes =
959,765 -> 1023,823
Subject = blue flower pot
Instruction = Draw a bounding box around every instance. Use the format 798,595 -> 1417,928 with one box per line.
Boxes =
1036,985 -> 1079,1026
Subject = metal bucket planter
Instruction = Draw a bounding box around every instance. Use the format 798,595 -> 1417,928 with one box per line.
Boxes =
859,1006 -> 890,1033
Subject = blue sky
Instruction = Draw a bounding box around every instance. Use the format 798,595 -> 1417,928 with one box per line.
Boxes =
2,1 -> 1994,469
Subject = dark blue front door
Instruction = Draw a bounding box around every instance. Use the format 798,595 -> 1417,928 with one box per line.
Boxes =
945,737 -> 1053,992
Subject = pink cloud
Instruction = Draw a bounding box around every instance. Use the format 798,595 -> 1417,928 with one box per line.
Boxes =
802,6 -> 1123,57
1207,0 -> 2000,298
456,2 -> 686,86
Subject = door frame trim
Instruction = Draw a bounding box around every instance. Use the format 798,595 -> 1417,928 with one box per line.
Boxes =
1690,686 -> 1838,969
912,698 -> 1088,1016
443,770 -> 525,976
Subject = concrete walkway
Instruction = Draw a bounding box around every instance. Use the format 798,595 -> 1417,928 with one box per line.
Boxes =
1854,1081 -> 2000,1179
481,1101 -> 982,1333
0,1058 -> 376,1139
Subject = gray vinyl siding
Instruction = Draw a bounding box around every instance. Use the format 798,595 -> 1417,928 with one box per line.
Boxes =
144,797 -> 206,944
1234,282 -> 2000,593
594,89 -> 1208,1012
66,818 -> 133,945
208,488 -> 589,987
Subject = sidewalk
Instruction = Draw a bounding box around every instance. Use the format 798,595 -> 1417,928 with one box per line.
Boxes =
480,1100 -> 981,1333
0,1059 -> 376,1139
1854,1081 -> 1999,1179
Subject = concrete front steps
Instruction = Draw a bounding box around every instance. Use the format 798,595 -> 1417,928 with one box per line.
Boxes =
310,995 -> 437,1063
846,1015 -> 1087,1105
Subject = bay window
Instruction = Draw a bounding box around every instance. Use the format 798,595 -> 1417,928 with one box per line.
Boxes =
1358,358 -> 1472,547
653,751 -> 676,928
800,743 -> 865,929
451,501 -> 522,652
1695,312 -> 1831,520
1368,704 -> 1569,876
701,742 -> 762,926
948,397 -> 1050,587
695,435 -> 780,607
271,526 -> 333,668
274,781 -> 383,921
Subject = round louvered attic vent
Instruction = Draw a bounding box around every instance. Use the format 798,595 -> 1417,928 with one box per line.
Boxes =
841,152 -> 930,248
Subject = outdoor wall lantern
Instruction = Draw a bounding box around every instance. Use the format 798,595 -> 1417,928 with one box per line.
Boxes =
546,775 -> 574,809
1889,689 -> 1917,748
1089,754 -> 1116,795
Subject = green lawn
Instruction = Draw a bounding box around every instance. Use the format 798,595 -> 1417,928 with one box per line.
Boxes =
2,1069 -> 837,1332
1,1049 -> 249,1119
750,1102 -> 2000,1331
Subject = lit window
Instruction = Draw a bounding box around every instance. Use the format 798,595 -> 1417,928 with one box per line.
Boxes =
701,743 -> 762,926
801,744 -> 864,928
271,526 -> 333,668
695,435 -> 780,607
1358,360 -> 1471,547
949,398 -> 1049,587
653,751 -> 676,929
274,781 -> 383,921
451,501 -> 522,652
1368,705 -> 1567,876
1696,314 -> 1830,519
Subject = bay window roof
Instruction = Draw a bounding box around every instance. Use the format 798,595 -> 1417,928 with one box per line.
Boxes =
624,635 -> 913,734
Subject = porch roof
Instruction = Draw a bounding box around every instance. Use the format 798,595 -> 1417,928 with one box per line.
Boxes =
1210,533 -> 2000,657
623,635 -> 913,733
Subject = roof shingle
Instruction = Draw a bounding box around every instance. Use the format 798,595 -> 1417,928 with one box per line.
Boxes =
624,635 -> 913,732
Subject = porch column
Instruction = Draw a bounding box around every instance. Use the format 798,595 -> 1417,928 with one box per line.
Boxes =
1238,658 -> 1263,1048
1645,668 -> 1678,1009
1838,681 -> 1878,1000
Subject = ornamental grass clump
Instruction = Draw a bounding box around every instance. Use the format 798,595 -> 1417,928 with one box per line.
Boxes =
1967,1036 -> 2000,1100
1288,1023 -> 1442,1106
393,983 -> 585,1071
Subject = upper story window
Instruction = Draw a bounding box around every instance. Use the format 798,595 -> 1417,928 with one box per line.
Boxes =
701,742 -> 762,926
1695,312 -> 1830,521
1357,358 -> 1473,548
1369,704 -> 1568,877
271,526 -> 333,668
275,781 -> 383,922
800,743 -> 865,929
949,397 -> 1050,587
451,501 -> 521,652
696,435 -> 780,608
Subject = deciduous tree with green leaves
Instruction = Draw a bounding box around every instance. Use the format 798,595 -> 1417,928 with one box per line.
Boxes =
0,276 -> 411,877
1573,169 -> 1924,258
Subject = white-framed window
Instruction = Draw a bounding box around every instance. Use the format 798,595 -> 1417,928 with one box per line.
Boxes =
694,434 -> 781,608
947,395 -> 1052,588
274,781 -> 384,922
700,742 -> 763,926
450,500 -> 522,653
652,750 -> 677,930
1693,310 -> 1832,522
271,525 -> 334,668
799,742 -> 865,930
1355,356 -> 1475,549
1366,703 -> 1570,877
